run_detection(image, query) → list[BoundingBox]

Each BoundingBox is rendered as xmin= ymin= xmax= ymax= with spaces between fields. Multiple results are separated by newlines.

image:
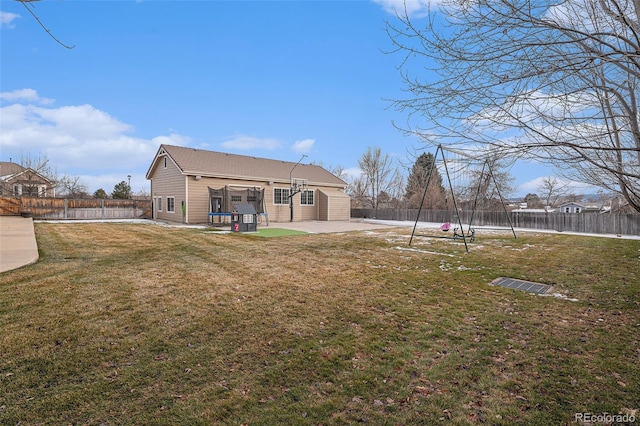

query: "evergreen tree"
xmin=111 ymin=181 xmax=132 ymax=199
xmin=405 ymin=152 xmax=446 ymax=209
xmin=93 ymin=188 xmax=108 ymax=199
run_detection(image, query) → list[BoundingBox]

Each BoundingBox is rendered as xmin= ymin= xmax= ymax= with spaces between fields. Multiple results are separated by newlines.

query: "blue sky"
xmin=1 ymin=0 xmax=557 ymax=197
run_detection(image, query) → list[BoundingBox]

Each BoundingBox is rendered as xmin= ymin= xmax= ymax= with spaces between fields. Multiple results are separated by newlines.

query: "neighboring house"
xmin=557 ymin=202 xmax=603 ymax=213
xmin=0 ymin=162 xmax=55 ymax=197
xmin=146 ymin=144 xmax=350 ymax=224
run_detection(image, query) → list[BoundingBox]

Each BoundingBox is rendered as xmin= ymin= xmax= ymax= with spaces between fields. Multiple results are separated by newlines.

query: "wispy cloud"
xmin=0 ymin=11 xmax=20 ymax=28
xmin=291 ymin=138 xmax=315 ymax=154
xmin=0 ymin=88 xmax=54 ymax=105
xmin=220 ymin=135 xmax=281 ymax=151
xmin=372 ymin=0 xmax=431 ymax=18
xmin=342 ymin=167 xmax=363 ymax=182
xmin=518 ymin=175 xmax=597 ymax=196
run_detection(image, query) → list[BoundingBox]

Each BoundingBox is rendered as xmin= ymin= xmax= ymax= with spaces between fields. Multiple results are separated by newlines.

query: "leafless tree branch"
xmin=386 ymin=0 xmax=640 ymax=211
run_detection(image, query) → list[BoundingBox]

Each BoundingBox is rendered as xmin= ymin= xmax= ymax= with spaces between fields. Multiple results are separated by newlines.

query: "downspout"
xmin=150 ymin=179 xmax=155 ymax=220
xmin=185 ymin=175 xmax=189 ymax=224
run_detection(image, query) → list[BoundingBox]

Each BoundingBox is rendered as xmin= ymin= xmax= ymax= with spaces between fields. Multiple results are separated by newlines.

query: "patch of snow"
xmin=456 ymin=265 xmax=476 ymax=271
xmin=439 ymin=260 xmax=452 ymax=271
xmin=539 ymin=292 xmax=579 ymax=302
xmin=361 ymin=219 xmax=640 ymax=240
xmin=394 ymin=246 xmax=457 ymax=257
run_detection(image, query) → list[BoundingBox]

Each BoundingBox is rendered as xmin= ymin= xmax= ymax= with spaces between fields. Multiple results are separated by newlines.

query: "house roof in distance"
xmin=147 ymin=144 xmax=347 ymax=188
xmin=0 ymin=162 xmax=26 ymax=179
xmin=0 ymin=162 xmax=53 ymax=183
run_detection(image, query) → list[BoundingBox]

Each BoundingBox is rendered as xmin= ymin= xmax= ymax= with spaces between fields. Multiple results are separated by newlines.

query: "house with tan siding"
xmin=146 ymin=144 xmax=350 ymax=224
xmin=0 ymin=162 xmax=56 ymax=197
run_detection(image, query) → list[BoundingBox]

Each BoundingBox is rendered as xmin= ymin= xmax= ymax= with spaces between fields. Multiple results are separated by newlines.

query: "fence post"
xmin=64 ymin=198 xmax=68 ymax=219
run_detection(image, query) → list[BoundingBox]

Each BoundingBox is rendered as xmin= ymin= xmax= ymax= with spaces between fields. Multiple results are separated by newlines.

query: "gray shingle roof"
xmin=148 ymin=144 xmax=346 ymax=187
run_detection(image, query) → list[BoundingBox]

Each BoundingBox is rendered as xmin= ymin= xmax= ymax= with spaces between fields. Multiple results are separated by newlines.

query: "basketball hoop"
xmin=290 ymin=178 xmax=308 ymax=195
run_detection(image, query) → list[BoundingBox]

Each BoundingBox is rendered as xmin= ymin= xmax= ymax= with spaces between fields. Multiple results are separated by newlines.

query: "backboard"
xmin=291 ymin=178 xmax=308 ymax=194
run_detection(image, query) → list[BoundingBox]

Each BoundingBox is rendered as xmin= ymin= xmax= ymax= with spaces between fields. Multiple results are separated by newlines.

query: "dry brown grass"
xmin=0 ymin=222 xmax=638 ymax=425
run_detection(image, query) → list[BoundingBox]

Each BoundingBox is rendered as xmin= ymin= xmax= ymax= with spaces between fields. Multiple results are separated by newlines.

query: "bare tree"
xmin=20 ymin=153 xmax=57 ymax=180
xmin=386 ymin=167 xmax=407 ymax=207
xmin=357 ymin=146 xmax=398 ymax=210
xmin=326 ymin=164 xmax=351 ymax=184
xmin=135 ymin=188 xmax=151 ymax=199
xmin=537 ymin=176 xmax=570 ymax=207
xmin=386 ymin=0 xmax=640 ymax=212
xmin=58 ymin=175 xmax=89 ymax=198
xmin=19 ymin=153 xmax=58 ymax=196
xmin=316 ymin=162 xmax=364 ymax=204
xmin=463 ymin=157 xmax=515 ymax=210
xmin=348 ymin=175 xmax=369 ymax=208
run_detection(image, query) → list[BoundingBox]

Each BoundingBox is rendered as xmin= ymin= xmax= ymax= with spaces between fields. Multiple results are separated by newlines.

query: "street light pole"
xmin=289 ymin=154 xmax=307 ymax=222
xmin=127 ymin=175 xmax=131 ymax=199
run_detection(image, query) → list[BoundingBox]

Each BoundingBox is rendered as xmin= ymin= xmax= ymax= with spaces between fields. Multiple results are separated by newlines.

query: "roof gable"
xmin=147 ymin=144 xmax=347 ymax=187
xmin=0 ymin=162 xmax=26 ymax=180
xmin=0 ymin=163 xmax=53 ymax=184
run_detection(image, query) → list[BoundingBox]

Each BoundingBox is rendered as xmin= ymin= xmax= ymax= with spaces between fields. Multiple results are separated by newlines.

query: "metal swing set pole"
xmin=410 ymin=145 xmax=469 ymax=252
xmin=486 ymin=162 xmax=517 ymax=239
xmin=466 ymin=160 xmax=487 ymax=235
xmin=409 ymin=145 xmax=440 ymax=246
xmin=466 ymin=158 xmax=517 ymax=240
xmin=440 ymin=147 xmax=470 ymax=252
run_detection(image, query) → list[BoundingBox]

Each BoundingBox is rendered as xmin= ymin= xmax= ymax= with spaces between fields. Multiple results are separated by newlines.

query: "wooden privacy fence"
xmin=352 ymin=208 xmax=640 ymax=236
xmin=0 ymin=196 xmax=151 ymax=220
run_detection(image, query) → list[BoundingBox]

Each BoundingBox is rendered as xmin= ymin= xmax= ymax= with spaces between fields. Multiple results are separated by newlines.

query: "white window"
xmin=300 ymin=189 xmax=314 ymax=205
xmin=156 ymin=196 xmax=163 ymax=212
xmin=167 ymin=197 xmax=175 ymax=213
xmin=274 ymin=188 xmax=290 ymax=205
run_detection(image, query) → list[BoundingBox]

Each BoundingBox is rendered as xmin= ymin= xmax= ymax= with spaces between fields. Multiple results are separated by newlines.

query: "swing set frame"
xmin=409 ymin=145 xmax=517 ymax=252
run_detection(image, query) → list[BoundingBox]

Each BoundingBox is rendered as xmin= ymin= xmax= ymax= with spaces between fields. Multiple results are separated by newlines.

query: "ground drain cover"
xmin=490 ymin=277 xmax=552 ymax=294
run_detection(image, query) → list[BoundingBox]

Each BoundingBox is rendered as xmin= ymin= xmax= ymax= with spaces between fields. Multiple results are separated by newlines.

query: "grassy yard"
xmin=0 ymin=222 xmax=638 ymax=425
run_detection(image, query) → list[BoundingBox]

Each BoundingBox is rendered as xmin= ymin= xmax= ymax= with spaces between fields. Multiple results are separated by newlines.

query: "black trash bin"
xmin=231 ymin=203 xmax=258 ymax=232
